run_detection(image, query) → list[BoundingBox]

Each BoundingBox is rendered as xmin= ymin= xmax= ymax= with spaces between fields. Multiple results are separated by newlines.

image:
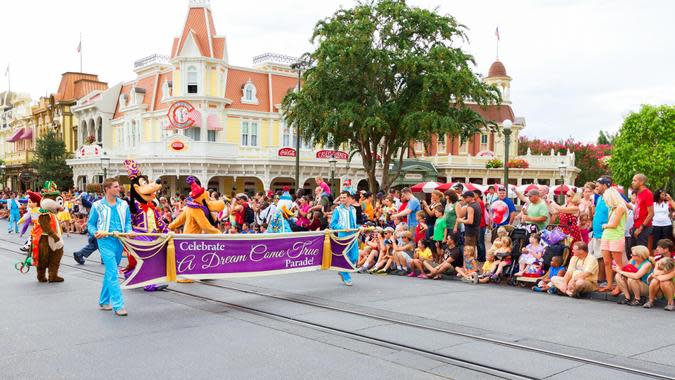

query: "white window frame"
xmin=241 ymin=120 xmax=259 ymax=147
xmin=437 ymin=136 xmax=446 ymax=154
xmin=459 ymin=140 xmax=468 ymax=155
xmin=241 ymin=79 xmax=259 ymax=105
xmin=281 ymin=119 xmax=294 ymax=147
xmin=187 ymin=66 xmax=199 ymax=94
xmin=480 ymin=133 xmax=489 ymax=151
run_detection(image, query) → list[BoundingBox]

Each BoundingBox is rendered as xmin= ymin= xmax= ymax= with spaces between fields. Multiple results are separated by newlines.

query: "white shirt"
xmin=653 ymin=202 xmax=672 ymax=226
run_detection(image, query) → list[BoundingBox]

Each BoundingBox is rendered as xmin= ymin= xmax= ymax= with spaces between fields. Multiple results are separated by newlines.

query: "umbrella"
xmin=411 ymin=181 xmax=440 ymax=193
xmin=518 ymin=184 xmax=539 ymax=194
xmin=436 ymin=182 xmax=478 ymax=192
xmin=551 ymin=184 xmax=576 ymax=195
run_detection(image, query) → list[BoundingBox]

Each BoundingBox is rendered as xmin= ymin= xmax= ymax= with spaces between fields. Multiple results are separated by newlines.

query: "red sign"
xmin=278 ymin=148 xmax=296 ymax=157
xmin=316 ymin=150 xmax=348 ymax=160
xmin=170 ymin=140 xmax=185 ymax=151
xmin=167 ymin=100 xmax=197 ymax=129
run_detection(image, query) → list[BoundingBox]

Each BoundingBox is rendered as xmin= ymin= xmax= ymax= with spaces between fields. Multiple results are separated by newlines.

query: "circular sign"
xmin=167 ymin=100 xmax=196 ymax=129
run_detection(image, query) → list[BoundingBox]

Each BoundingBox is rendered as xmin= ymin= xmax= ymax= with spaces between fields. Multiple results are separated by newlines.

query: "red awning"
xmin=206 ymin=114 xmax=223 ymax=131
xmin=6 ymin=128 xmax=24 ymax=142
xmin=20 ymin=128 xmax=33 ymax=140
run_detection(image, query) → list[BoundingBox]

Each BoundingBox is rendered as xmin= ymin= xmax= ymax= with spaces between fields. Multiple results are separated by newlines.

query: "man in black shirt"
xmin=457 ymin=191 xmax=482 ymax=253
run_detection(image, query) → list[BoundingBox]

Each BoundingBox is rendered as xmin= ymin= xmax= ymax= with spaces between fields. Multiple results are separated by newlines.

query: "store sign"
xmin=168 ymin=139 xmax=187 ymax=152
xmin=278 ymin=147 xmax=296 ymax=157
xmin=404 ymin=173 xmax=423 ymax=180
xmin=167 ymin=100 xmax=197 ymax=129
xmin=316 ymin=150 xmax=348 ymax=160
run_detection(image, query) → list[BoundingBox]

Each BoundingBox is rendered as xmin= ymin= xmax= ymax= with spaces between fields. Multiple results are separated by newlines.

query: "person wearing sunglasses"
xmin=549 ymin=190 xmax=582 ymax=245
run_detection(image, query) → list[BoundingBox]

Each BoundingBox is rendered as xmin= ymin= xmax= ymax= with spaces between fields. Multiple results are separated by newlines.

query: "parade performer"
xmin=88 ymin=178 xmax=132 ymax=316
xmin=19 ymin=191 xmax=42 ymax=253
xmin=7 ymin=192 xmax=20 ymax=233
xmin=330 ymin=191 xmax=359 ymax=286
xmin=168 ymin=176 xmax=224 ymax=234
xmin=35 ymin=182 xmax=65 ymax=283
xmin=168 ymin=176 xmax=224 ymax=283
xmin=268 ymin=194 xmax=293 ymax=233
xmin=122 ymin=159 xmax=168 ymax=291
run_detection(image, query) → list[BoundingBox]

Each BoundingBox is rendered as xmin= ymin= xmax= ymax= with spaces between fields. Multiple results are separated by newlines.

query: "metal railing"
xmin=134 ymin=54 xmax=170 ymax=69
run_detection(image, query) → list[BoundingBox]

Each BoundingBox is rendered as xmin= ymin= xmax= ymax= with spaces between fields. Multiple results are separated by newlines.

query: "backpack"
xmin=244 ymin=204 xmax=255 ymax=225
xmin=543 ymin=242 xmax=566 ymax=270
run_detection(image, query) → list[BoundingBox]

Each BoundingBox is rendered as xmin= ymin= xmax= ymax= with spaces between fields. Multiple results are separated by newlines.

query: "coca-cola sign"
xmin=278 ymin=147 xmax=296 ymax=157
xmin=316 ymin=150 xmax=348 ymax=160
xmin=168 ymin=139 xmax=186 ymax=152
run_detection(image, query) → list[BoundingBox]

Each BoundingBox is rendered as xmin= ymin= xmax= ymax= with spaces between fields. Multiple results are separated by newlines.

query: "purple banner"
xmin=120 ymin=231 xmax=357 ymax=289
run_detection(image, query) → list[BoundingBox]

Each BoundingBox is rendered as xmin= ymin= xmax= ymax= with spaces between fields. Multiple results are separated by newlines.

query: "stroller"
xmin=514 ymin=225 xmax=571 ymax=288
xmin=501 ymin=224 xmax=532 ymax=284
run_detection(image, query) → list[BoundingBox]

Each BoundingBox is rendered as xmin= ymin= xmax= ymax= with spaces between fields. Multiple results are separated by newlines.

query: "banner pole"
xmin=321 ymin=230 xmax=332 ymax=270
xmin=166 ymin=234 xmax=177 ymax=282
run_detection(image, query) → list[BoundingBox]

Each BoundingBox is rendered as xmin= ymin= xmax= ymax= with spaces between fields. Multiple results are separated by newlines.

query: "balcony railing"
xmin=134 ymin=54 xmax=170 ymax=69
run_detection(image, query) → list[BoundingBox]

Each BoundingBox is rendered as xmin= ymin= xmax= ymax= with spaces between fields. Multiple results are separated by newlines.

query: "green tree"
xmin=282 ymin=0 xmax=500 ymax=192
xmin=609 ymin=104 xmax=675 ymax=190
xmin=596 ymin=130 xmax=616 ymax=145
xmin=31 ymin=131 xmax=74 ymax=191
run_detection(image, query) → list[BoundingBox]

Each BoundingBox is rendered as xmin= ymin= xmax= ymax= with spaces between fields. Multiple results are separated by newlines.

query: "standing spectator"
xmin=389 ymin=188 xmax=402 ymax=210
xmin=443 ymin=190 xmax=459 ymax=239
xmin=493 ymin=187 xmax=517 ymax=230
xmin=521 ymin=190 xmax=549 ymax=232
xmin=631 ymin=173 xmax=654 ymax=249
xmin=457 ymin=191 xmax=481 ymax=252
xmin=473 ymin=189 xmax=488 ymax=262
xmin=549 ymin=190 xmax=582 ymax=244
xmin=421 ymin=190 xmax=443 ymax=240
xmin=485 ymin=186 xmax=498 ymax=206
xmin=392 ymin=187 xmax=420 ymax=233
xmin=551 ymin=241 xmax=599 ymax=297
xmin=590 ymin=176 xmax=611 ymax=282
xmin=578 ymin=183 xmax=596 ymax=244
xmin=652 ymin=190 xmax=674 ymax=244
xmin=598 ymin=187 xmax=628 ymax=294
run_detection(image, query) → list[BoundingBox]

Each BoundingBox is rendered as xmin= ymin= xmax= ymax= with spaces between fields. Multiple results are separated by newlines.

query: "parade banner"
xmin=116 ymin=230 xmax=359 ymax=289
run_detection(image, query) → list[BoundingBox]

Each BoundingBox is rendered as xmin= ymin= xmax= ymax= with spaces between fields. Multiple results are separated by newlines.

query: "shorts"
xmin=589 ymin=238 xmax=603 ymax=259
xmin=600 ymin=238 xmax=625 ymax=253
xmin=399 ymin=251 xmax=412 ymax=266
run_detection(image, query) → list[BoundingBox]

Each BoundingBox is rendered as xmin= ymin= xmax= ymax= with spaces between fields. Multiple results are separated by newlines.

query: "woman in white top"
xmin=652 ymin=190 xmax=674 ymax=243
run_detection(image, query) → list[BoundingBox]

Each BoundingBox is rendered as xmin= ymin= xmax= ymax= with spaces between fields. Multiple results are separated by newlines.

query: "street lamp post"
xmin=328 ymin=154 xmax=337 ymax=195
xmin=289 ymin=60 xmax=306 ymax=192
xmin=101 ymin=155 xmax=110 ymax=183
xmin=558 ymin=161 xmax=567 ymax=205
xmin=502 ymin=119 xmax=513 ymax=196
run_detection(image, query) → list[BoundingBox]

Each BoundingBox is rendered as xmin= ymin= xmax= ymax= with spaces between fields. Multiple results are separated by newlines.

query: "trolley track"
xmin=1 ymin=235 xmax=673 ymax=380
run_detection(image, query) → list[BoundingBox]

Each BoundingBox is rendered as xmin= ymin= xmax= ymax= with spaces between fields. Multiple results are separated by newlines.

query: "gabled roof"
xmin=55 ymin=72 xmax=108 ymax=102
xmin=171 ymin=4 xmax=225 ymax=59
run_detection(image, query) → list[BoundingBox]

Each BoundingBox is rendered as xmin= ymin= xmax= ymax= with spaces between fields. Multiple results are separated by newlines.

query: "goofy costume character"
xmin=122 ymin=159 xmax=168 ymax=291
xmin=330 ymin=192 xmax=359 ymax=286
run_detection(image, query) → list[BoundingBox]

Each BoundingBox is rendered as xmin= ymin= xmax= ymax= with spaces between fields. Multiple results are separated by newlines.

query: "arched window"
xmin=80 ymin=121 xmax=87 ymax=146
xmin=241 ymin=79 xmax=258 ymax=104
xmin=187 ymin=66 xmax=198 ymax=94
xmin=131 ymin=120 xmax=139 ymax=147
xmin=88 ymin=119 xmax=95 ymax=143
xmin=96 ymin=117 xmax=103 ymax=143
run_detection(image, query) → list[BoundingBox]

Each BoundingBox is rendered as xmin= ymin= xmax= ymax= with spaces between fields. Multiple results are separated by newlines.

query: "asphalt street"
xmin=1 ymin=220 xmax=673 ymax=380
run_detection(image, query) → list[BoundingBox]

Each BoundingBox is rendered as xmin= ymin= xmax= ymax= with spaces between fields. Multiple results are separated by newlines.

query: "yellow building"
xmin=1 ymin=91 xmax=36 ymax=191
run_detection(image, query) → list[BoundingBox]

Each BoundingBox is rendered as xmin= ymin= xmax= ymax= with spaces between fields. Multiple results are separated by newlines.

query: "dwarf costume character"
xmin=34 ymin=181 xmax=65 ymax=283
xmin=122 ymin=159 xmax=168 ymax=292
xmin=168 ymin=176 xmax=224 ymax=234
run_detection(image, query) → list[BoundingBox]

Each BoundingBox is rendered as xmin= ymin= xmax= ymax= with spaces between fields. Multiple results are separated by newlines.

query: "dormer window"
xmin=187 ymin=66 xmax=198 ymax=94
xmin=241 ymin=79 xmax=258 ymax=105
xmin=161 ymin=80 xmax=172 ymax=101
xmin=119 ymin=94 xmax=128 ymax=108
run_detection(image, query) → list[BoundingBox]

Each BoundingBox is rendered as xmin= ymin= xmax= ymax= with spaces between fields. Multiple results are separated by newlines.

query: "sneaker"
xmin=357 ymin=267 xmax=368 ymax=274
xmin=368 ymin=267 xmax=379 ymax=274
xmin=665 ymin=304 xmax=675 ymax=312
xmin=471 ymin=273 xmax=479 ymax=284
xmin=617 ymin=297 xmax=630 ymax=305
xmin=73 ymin=252 xmax=85 ymax=265
xmin=533 ymin=286 xmax=544 ymax=292
xmin=547 ymin=287 xmax=558 ymax=295
xmin=642 ymin=302 xmax=653 ymax=309
xmin=407 ymin=271 xmax=416 ymax=277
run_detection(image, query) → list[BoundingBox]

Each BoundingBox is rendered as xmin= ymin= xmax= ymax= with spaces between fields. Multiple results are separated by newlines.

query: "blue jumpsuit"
xmin=330 ymin=204 xmax=359 ymax=283
xmin=87 ymin=198 xmax=132 ymax=311
xmin=8 ymin=198 xmax=20 ymax=233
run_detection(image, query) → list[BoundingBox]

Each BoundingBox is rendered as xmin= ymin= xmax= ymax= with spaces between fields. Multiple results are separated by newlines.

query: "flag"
xmin=495 ymin=26 xmax=500 ymax=41
xmin=77 ymin=41 xmax=81 ymax=53
xmin=4 ymin=65 xmax=8 ymax=77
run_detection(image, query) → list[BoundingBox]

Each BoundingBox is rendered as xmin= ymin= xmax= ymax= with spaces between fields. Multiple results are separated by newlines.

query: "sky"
xmin=1 ymin=0 xmax=674 ymax=142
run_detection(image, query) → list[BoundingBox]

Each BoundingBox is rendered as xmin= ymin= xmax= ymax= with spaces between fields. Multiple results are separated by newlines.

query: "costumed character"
xmin=122 ymin=159 xmax=168 ymax=292
xmin=330 ymin=191 xmax=359 ymax=286
xmin=267 ymin=195 xmax=293 ymax=233
xmin=342 ymin=179 xmax=355 ymax=196
xmin=19 ymin=191 xmax=42 ymax=253
xmin=7 ymin=194 xmax=21 ymax=233
xmin=168 ymin=176 xmax=224 ymax=283
xmin=35 ymin=181 xmax=65 ymax=283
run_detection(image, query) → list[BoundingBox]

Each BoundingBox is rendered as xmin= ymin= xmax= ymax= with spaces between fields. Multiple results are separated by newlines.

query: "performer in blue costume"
xmin=87 ymin=178 xmax=133 ymax=316
xmin=7 ymin=192 xmax=21 ymax=233
xmin=267 ymin=193 xmax=293 ymax=233
xmin=330 ymin=191 xmax=359 ymax=286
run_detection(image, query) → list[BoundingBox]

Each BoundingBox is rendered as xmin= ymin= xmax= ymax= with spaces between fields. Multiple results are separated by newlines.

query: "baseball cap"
xmin=384 ymin=227 xmax=395 ymax=233
xmin=462 ymin=191 xmax=475 ymax=198
xmin=596 ymin=177 xmax=612 ymax=186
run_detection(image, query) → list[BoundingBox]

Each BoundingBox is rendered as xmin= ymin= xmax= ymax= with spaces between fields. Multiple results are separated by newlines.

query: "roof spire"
xmin=189 ymin=0 xmax=210 ymax=9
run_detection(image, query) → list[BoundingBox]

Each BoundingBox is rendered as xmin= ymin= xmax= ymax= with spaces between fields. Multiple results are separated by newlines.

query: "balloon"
xmin=490 ymin=200 xmax=509 ymax=225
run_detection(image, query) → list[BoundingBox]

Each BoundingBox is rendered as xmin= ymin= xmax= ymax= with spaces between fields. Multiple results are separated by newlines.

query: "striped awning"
xmin=20 ymin=127 xmax=32 ymax=140
xmin=207 ymin=114 xmax=223 ymax=131
xmin=6 ymin=128 xmax=24 ymax=142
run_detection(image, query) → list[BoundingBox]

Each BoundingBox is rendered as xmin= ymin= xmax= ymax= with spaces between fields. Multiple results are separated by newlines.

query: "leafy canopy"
xmin=31 ymin=131 xmax=73 ymax=191
xmin=282 ymin=0 xmax=500 ymax=191
xmin=609 ymin=104 xmax=675 ymax=190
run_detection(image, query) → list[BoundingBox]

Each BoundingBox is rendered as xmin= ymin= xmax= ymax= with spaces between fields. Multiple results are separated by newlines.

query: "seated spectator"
xmin=358 ymin=230 xmax=381 ymax=269
xmin=359 ymin=227 xmax=393 ymax=273
xmin=643 ymin=257 xmax=675 ymax=311
xmin=654 ymin=239 xmax=673 ymax=262
xmin=533 ymin=256 xmax=566 ymax=293
xmin=551 ymin=241 xmax=599 ymax=297
xmin=456 ymin=245 xmax=479 ymax=284
xmin=409 ymin=239 xmax=432 ymax=279
xmin=478 ymin=252 xmax=499 ymax=283
xmin=613 ymin=245 xmax=654 ymax=306
xmin=515 ymin=233 xmax=544 ymax=276
xmin=490 ymin=236 xmax=513 ymax=280
xmin=427 ymin=234 xmax=462 ymax=280
xmin=390 ymin=231 xmax=414 ymax=275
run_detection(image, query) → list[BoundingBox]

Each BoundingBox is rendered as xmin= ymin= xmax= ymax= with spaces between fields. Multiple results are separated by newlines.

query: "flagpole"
xmin=79 ymin=33 xmax=83 ymax=72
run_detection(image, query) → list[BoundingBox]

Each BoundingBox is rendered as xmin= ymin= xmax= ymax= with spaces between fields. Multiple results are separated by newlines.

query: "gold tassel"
xmin=321 ymin=230 xmax=332 ymax=270
xmin=166 ymin=235 xmax=177 ymax=282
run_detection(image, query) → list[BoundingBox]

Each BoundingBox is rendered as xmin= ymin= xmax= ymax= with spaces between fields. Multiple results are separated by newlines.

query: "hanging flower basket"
xmin=485 ymin=158 xmax=503 ymax=169
xmin=85 ymin=135 xmax=96 ymax=145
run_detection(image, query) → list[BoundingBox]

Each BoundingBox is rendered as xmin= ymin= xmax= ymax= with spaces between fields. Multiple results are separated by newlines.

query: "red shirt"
xmin=634 ymin=188 xmax=654 ymax=228
xmin=478 ymin=200 xmax=487 ymax=228
xmin=414 ymin=224 xmax=425 ymax=244
xmin=398 ymin=201 xmax=408 ymax=223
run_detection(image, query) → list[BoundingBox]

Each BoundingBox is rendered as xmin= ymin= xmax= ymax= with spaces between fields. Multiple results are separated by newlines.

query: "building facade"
xmin=67 ymin=0 xmax=577 ymax=196
xmin=1 ymin=91 xmax=37 ymax=191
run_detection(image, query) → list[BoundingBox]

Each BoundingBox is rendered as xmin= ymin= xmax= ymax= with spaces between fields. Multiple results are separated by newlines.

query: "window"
xmin=241 ymin=79 xmax=259 ymax=104
xmin=459 ymin=140 xmax=468 ymax=154
xmin=96 ymin=117 xmax=103 ymax=143
xmin=241 ymin=120 xmax=259 ymax=146
xmin=207 ymin=130 xmax=216 ymax=142
xmin=437 ymin=136 xmax=446 ymax=154
xmin=414 ymin=141 xmax=424 ymax=153
xmin=302 ymin=137 xmax=313 ymax=150
xmin=282 ymin=122 xmax=292 ymax=147
xmin=187 ymin=66 xmax=198 ymax=94
xmin=481 ymin=133 xmax=488 ymax=145
xmin=185 ymin=127 xmax=201 ymax=141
